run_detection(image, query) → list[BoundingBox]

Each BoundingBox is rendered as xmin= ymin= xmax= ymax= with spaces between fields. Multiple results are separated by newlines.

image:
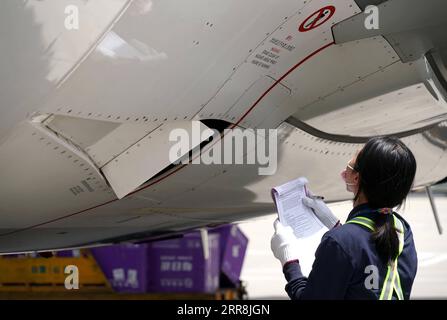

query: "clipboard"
xmin=271 ymin=177 xmax=324 ymax=238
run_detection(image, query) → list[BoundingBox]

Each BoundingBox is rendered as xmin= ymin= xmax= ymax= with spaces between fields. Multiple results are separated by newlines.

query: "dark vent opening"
xmin=145 ymin=119 xmax=232 ymax=183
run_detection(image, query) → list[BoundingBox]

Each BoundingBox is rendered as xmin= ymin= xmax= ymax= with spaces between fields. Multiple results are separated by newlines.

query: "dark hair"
xmin=353 ymin=136 xmax=416 ymax=263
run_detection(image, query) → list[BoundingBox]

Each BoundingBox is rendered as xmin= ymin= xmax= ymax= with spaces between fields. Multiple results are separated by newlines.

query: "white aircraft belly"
xmin=0 ymin=0 xmax=129 ymax=140
xmin=1 ymin=120 xmax=447 ymax=253
xmin=2 ymin=0 xmax=447 ymax=253
xmin=0 ymin=121 xmax=115 ymax=228
xmin=39 ymin=0 xmax=360 ymax=126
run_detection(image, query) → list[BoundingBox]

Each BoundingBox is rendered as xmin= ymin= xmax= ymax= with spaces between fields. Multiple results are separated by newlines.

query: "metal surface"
xmin=333 ymin=0 xmax=447 ymax=63
xmin=1 ymin=1 xmax=447 ymax=253
xmin=101 ymin=121 xmax=213 ymax=198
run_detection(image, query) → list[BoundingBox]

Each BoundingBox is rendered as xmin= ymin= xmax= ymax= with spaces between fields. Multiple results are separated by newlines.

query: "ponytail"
xmin=371 ymin=213 xmax=400 ymax=263
xmin=352 ymin=136 xmax=416 ymax=264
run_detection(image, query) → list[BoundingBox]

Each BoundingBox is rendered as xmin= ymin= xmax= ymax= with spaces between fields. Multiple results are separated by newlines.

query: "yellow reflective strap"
xmin=346 ymin=219 xmax=375 ymax=232
xmin=392 ymin=216 xmax=405 ymax=299
xmin=354 ymin=216 xmax=375 ymax=223
xmin=379 ymin=265 xmax=392 ymax=300
xmin=379 ymin=216 xmax=405 ymax=300
xmin=394 ymin=272 xmax=404 ymax=300
xmin=388 ymin=262 xmax=399 ymax=300
xmin=393 ymin=215 xmax=405 ymax=254
xmin=348 ymin=214 xmax=406 ymax=300
xmin=380 ymin=261 xmax=399 ymax=300
xmin=347 ymin=217 xmax=375 ymax=231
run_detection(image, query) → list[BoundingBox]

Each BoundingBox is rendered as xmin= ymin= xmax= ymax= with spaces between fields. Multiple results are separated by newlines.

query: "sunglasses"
xmin=346 ymin=161 xmax=356 ymax=171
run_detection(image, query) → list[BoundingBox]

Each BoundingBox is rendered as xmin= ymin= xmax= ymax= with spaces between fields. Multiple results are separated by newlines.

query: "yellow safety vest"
xmin=346 ymin=214 xmax=405 ymax=300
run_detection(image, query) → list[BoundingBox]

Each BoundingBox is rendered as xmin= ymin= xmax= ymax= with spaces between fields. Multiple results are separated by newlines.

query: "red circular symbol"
xmin=298 ymin=5 xmax=336 ymax=32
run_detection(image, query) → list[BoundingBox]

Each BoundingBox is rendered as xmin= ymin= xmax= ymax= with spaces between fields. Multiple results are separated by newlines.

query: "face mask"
xmin=340 ymin=170 xmax=357 ymax=192
xmin=340 ymin=169 xmax=357 ymax=186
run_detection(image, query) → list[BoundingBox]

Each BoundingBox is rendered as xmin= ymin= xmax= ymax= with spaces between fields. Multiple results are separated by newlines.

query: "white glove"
xmin=271 ymin=219 xmax=301 ymax=266
xmin=302 ymin=193 xmax=339 ymax=229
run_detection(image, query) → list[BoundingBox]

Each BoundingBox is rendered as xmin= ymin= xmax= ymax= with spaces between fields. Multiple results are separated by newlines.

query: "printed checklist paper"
xmin=271 ymin=178 xmax=324 ymax=238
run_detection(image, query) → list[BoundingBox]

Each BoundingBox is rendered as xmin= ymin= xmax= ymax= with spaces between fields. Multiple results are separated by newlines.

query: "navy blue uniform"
xmin=283 ymin=203 xmax=418 ymax=300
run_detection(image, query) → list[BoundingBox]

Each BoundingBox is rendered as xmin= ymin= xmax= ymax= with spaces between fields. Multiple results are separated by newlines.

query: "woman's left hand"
xmin=271 ymin=219 xmax=301 ymax=266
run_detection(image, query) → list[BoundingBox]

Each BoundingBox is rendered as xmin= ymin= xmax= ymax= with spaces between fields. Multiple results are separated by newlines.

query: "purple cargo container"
xmin=210 ymin=225 xmax=248 ymax=286
xmin=91 ymin=244 xmax=150 ymax=293
xmin=91 ymin=232 xmax=220 ymax=293
xmin=146 ymin=232 xmax=220 ymax=293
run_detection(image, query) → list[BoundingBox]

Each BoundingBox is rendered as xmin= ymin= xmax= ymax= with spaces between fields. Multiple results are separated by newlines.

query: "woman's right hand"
xmin=302 ymin=194 xmax=340 ymax=230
